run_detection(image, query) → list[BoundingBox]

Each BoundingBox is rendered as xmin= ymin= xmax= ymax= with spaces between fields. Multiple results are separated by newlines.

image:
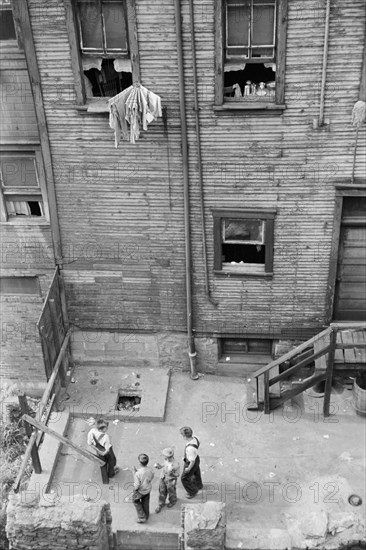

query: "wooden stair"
xmin=252 ymin=322 xmax=366 ymax=416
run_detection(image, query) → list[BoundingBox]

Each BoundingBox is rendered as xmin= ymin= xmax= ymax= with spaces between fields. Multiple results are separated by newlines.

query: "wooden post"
xmin=264 ymin=371 xmax=270 ymax=414
xmin=323 ymin=327 xmax=337 ymax=417
xmin=48 ymin=298 xmax=66 ymax=388
xmin=18 ymin=393 xmax=42 ymax=474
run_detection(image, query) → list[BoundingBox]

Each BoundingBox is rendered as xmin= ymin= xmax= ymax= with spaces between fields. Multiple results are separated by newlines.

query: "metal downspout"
xmin=174 ymin=0 xmax=198 ymax=379
xmin=188 ymin=0 xmax=218 ymax=307
xmin=318 ymin=0 xmax=331 ymax=126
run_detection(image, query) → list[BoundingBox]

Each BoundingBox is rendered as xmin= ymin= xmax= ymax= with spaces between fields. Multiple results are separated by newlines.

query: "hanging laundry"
xmin=108 ymin=83 xmax=162 ymax=147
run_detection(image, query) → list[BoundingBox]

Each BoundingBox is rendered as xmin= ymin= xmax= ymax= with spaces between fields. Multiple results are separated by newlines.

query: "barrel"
xmin=353 ymin=376 xmax=366 ymax=417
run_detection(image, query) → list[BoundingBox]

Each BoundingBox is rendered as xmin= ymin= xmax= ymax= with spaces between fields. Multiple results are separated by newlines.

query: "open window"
xmin=215 ymin=0 xmax=287 ymax=109
xmin=213 ymin=209 xmax=275 ymax=275
xmin=0 ymin=150 xmax=49 ymax=222
xmin=64 ymin=0 xmax=139 ymax=105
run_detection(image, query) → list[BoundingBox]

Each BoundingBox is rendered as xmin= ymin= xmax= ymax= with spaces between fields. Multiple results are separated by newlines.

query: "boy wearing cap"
xmin=132 ymin=453 xmax=155 ymax=523
xmin=87 ymin=418 xmax=119 ymax=479
xmin=154 ymin=447 xmax=180 ymax=513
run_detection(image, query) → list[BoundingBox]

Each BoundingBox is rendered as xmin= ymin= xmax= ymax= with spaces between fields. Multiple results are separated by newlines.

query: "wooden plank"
xmin=275 ymin=0 xmax=288 ymax=105
xmin=126 ymin=0 xmax=141 ymax=83
xmin=270 ymin=373 xmax=326 ymax=410
xmin=253 ymin=327 xmax=332 ymax=378
xmin=36 ymin=330 xmax=71 ymax=420
xmin=314 ymin=333 xmax=329 ymax=370
xmin=264 ymin=371 xmax=270 ymax=414
xmin=62 ymin=0 xmax=86 ymax=105
xmin=334 ymin=331 xmax=344 ymax=363
xmin=22 ymin=415 xmax=105 ymax=467
xmin=323 ymin=328 xmax=337 ymax=417
xmin=341 ymin=331 xmax=357 ymax=363
xmin=353 ymin=331 xmax=366 ymax=363
xmin=11 ymin=0 xmax=62 ymax=265
xmin=18 ymin=393 xmax=42 ymax=474
xmin=270 ymin=345 xmax=330 ymax=386
xmin=214 ymin=0 xmax=223 ymax=105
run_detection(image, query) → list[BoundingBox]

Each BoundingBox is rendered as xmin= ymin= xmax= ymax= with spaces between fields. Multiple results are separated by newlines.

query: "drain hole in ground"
xmin=116 ymin=395 xmax=141 ymax=411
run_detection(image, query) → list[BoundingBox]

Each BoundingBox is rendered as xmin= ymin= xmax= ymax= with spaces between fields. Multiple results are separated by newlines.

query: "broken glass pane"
xmin=223 ymin=219 xmax=264 ymax=243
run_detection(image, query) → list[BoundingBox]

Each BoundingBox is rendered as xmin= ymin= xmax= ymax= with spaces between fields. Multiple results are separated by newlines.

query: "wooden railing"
xmin=253 ymin=322 xmax=366 ymax=416
xmin=13 ymin=329 xmax=71 ymax=492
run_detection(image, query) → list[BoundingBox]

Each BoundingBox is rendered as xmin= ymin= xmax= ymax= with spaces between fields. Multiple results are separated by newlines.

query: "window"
xmin=0 ymin=0 xmax=16 ymax=41
xmin=215 ymin=0 xmax=287 ymax=109
xmin=213 ymin=209 xmax=275 ymax=275
xmin=0 ymin=277 xmax=40 ymax=295
xmin=0 ymin=151 xmax=49 ymax=222
xmin=220 ymin=338 xmax=273 ymax=359
xmin=64 ymin=0 xmax=139 ymax=104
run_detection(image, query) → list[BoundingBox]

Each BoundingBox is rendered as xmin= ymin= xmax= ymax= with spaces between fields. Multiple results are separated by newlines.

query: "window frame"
xmin=63 ymin=0 xmax=140 ymax=106
xmin=0 ymin=147 xmax=49 ymax=223
xmin=214 ymin=0 xmax=288 ymax=111
xmin=213 ymin=208 xmax=275 ymax=276
xmin=219 ymin=337 xmax=274 ymax=361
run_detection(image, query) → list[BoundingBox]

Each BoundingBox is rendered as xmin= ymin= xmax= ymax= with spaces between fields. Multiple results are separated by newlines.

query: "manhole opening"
xmin=116 ymin=393 xmax=141 ymax=411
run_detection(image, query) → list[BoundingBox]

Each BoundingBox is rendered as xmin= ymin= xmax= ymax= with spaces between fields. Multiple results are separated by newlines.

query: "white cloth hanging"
xmin=108 ymin=84 xmax=162 ymax=147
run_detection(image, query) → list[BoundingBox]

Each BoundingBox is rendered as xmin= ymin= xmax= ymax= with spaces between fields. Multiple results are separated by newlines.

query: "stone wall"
xmin=6 ymin=493 xmax=113 ymax=550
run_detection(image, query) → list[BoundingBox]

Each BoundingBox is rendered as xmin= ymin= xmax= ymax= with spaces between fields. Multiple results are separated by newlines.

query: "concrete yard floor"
xmin=51 ymin=371 xmax=366 ymax=548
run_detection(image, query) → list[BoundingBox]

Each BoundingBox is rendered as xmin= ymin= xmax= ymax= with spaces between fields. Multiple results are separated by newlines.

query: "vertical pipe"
xmin=188 ymin=0 xmax=217 ymax=307
xmin=318 ymin=0 xmax=331 ymax=126
xmin=174 ymin=0 xmax=198 ymax=379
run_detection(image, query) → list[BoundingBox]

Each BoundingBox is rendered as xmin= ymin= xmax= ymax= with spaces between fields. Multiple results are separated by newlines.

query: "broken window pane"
xmin=0 ymin=157 xmax=38 ymax=187
xmin=222 ymin=243 xmax=265 ymax=264
xmin=104 ymin=1 xmax=128 ymax=51
xmin=6 ymin=199 xmax=43 ymax=217
xmin=223 ymin=219 xmax=264 ymax=243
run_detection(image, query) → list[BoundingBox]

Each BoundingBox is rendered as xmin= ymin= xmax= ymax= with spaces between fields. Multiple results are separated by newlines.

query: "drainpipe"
xmin=174 ymin=0 xmax=198 ymax=380
xmin=188 ymin=0 xmax=218 ymax=307
xmin=318 ymin=0 xmax=331 ymax=127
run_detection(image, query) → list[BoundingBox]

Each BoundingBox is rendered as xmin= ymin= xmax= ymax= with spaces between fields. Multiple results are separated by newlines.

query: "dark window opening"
xmin=224 ymin=64 xmax=275 ymax=99
xmin=0 ymin=276 xmax=39 ymax=295
xmin=28 ymin=201 xmax=42 ymax=216
xmin=0 ymin=9 xmax=16 ymax=41
xmin=222 ymin=243 xmax=265 ymax=264
xmin=84 ymin=59 xmax=132 ymax=97
xmin=221 ymin=338 xmax=273 ymax=356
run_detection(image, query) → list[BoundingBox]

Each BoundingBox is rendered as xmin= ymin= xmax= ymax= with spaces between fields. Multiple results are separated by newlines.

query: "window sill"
xmin=75 ymin=98 xmax=110 ymax=114
xmin=214 ymin=269 xmax=273 ymax=278
xmin=213 ymin=103 xmax=285 ymax=114
xmin=0 ymin=219 xmax=50 ymax=226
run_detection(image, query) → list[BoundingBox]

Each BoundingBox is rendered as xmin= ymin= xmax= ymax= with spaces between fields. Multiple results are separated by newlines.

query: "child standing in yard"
xmin=87 ymin=418 xmax=119 ymax=479
xmin=132 ymin=453 xmax=155 ymax=523
xmin=154 ymin=447 xmax=180 ymax=513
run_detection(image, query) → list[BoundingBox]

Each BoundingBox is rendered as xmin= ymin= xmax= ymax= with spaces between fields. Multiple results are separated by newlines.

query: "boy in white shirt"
xmin=87 ymin=419 xmax=119 ymax=479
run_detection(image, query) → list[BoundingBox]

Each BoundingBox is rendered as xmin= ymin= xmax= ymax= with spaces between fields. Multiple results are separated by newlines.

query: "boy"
xmin=154 ymin=447 xmax=180 ymax=513
xmin=87 ymin=418 xmax=119 ymax=479
xmin=132 ymin=453 xmax=155 ymax=523
xmin=180 ymin=426 xmax=203 ymax=498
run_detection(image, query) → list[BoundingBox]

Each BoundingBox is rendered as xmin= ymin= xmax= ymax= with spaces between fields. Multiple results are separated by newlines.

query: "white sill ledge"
xmin=213 ymin=103 xmax=285 ymax=113
xmin=214 ymin=270 xmax=273 ymax=278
